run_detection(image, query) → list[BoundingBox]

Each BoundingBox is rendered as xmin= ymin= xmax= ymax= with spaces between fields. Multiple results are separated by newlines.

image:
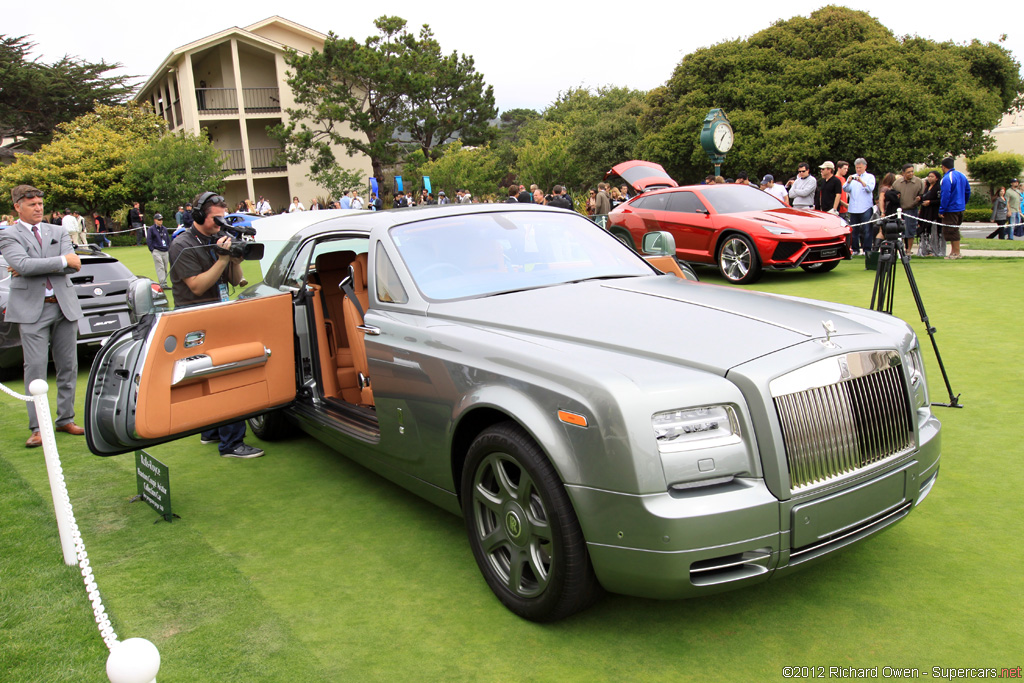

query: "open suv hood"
xmin=606 ymin=160 xmax=678 ymax=194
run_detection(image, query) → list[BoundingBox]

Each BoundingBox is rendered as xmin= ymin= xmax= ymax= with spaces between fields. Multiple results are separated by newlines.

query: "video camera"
xmin=879 ymin=208 xmax=905 ymax=242
xmin=211 ymin=215 xmax=264 ymax=261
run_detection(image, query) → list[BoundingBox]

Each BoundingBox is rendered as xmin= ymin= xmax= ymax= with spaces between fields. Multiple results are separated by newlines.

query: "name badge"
xmin=218 ymin=283 xmax=229 ymax=302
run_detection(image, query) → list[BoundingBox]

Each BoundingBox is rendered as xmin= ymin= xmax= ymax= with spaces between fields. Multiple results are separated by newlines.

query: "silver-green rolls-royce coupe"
xmin=85 ymin=204 xmax=940 ymax=621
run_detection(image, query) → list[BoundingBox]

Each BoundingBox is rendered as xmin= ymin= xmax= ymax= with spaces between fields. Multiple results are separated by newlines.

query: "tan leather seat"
xmin=314 ymin=251 xmax=356 ymax=367
xmin=342 ymin=253 xmax=373 ymax=406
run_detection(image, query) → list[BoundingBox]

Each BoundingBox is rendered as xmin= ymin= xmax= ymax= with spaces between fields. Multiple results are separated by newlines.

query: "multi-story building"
xmin=134 ymin=16 xmax=370 ymax=213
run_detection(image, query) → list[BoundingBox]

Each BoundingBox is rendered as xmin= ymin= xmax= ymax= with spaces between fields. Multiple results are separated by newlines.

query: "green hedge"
xmin=963 ymin=208 xmax=992 ymax=222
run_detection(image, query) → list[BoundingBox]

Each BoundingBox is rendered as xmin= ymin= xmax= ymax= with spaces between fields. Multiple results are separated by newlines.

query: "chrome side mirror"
xmin=641 ymin=231 xmax=676 ymax=256
xmin=127 ymin=278 xmax=157 ymax=324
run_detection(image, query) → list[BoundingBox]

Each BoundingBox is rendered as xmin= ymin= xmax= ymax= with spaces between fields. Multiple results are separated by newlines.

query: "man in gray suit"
xmin=0 ymin=185 xmax=86 ymax=447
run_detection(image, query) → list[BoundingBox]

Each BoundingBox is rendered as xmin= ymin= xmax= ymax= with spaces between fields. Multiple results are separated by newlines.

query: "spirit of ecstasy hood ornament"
xmin=821 ymin=320 xmax=838 ymax=348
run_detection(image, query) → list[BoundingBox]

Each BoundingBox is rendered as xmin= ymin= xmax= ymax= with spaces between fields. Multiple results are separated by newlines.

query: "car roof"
xmin=273 ymin=204 xmax=581 ymax=241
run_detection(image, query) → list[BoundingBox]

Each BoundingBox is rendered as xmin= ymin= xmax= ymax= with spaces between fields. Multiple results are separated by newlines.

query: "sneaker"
xmin=221 ymin=444 xmax=264 ymax=459
xmin=200 ymin=437 xmax=218 ymax=445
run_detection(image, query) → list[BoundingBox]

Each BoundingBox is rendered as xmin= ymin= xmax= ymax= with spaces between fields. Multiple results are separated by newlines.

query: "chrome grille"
xmin=772 ymin=351 xmax=914 ymax=492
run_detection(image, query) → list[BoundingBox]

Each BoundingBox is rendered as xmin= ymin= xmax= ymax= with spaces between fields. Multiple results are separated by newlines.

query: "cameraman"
xmin=168 ymin=191 xmax=264 ymax=459
xmin=169 ymin=193 xmax=244 ymax=307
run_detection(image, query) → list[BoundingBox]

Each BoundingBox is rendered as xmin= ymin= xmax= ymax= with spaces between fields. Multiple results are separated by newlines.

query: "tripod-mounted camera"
xmin=869 ymin=209 xmax=962 ymax=408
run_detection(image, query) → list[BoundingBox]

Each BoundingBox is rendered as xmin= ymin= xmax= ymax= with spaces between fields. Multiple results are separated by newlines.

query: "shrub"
xmin=967 ymin=192 xmax=990 ymax=209
xmin=963 ymin=208 xmax=992 ymax=222
xmin=967 ymin=151 xmax=1024 ymax=196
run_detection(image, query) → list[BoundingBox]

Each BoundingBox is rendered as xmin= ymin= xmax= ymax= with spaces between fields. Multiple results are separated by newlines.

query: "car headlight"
xmin=653 ymin=406 xmax=738 ymax=450
xmin=652 ymin=406 xmax=754 ymax=489
xmin=761 ymin=224 xmax=795 ymax=235
xmin=904 ymin=336 xmax=929 ymax=409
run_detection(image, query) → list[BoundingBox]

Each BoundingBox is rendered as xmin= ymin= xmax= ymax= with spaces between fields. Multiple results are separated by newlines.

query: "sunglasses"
xmin=16 ymin=190 xmax=44 ymax=201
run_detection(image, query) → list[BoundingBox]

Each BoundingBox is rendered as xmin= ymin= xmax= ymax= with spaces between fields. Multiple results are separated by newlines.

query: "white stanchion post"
xmin=1 ymin=379 xmax=161 ymax=681
xmin=30 ymin=379 xmax=76 ymax=566
xmin=106 ymin=638 xmax=161 ymax=683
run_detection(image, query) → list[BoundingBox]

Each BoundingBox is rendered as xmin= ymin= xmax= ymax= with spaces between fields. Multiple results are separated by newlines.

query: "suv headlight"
xmin=761 ymin=224 xmax=795 ymax=235
xmin=652 ymin=405 xmax=755 ymax=488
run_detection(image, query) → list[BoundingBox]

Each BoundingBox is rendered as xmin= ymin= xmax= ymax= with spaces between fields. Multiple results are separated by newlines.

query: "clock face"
xmin=713 ymin=123 xmax=734 ymax=153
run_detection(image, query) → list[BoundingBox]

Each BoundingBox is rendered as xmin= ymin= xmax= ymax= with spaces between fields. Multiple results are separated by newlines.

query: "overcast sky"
xmin=8 ymin=1 xmax=1022 ymax=114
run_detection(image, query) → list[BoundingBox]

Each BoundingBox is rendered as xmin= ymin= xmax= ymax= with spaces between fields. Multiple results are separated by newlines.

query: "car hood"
xmin=428 ymin=276 xmax=885 ymax=374
xmin=606 ymin=160 xmax=679 ymax=193
xmin=731 ymin=207 xmax=847 ymax=234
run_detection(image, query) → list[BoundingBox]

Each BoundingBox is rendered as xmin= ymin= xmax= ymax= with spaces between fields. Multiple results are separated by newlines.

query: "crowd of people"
xmin=6 ymin=159 xmax=1016 ymax=271
xmin=712 ymin=156 xmax=986 ymax=260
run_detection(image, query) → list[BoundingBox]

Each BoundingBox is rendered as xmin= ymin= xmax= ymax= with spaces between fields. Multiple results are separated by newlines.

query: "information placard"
xmin=135 ymin=450 xmax=173 ymax=522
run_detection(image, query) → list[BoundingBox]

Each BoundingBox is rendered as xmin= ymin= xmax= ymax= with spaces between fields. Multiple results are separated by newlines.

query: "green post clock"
xmin=699 ymin=108 xmax=733 ymax=177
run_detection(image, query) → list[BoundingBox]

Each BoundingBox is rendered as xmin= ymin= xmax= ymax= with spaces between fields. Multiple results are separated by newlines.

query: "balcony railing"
xmin=242 ymin=87 xmax=281 ymax=113
xmin=220 ymin=147 xmax=286 ymax=174
xmin=196 ymin=87 xmax=281 ymax=115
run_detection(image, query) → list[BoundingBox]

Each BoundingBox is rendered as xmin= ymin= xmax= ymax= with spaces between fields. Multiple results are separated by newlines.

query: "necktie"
xmin=31 ymin=225 xmax=54 ymax=291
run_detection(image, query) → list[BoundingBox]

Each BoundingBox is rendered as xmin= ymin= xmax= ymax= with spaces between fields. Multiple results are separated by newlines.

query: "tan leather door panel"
xmin=135 ymin=294 xmax=296 ymax=439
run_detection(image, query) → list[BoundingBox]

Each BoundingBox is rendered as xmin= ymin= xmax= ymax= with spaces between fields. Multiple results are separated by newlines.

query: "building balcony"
xmin=196 ymin=87 xmax=281 ymax=115
xmin=221 ymin=147 xmax=287 ymax=174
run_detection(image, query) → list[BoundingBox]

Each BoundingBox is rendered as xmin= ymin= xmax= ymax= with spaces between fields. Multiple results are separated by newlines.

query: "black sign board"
xmin=134 ymin=450 xmax=176 ymax=523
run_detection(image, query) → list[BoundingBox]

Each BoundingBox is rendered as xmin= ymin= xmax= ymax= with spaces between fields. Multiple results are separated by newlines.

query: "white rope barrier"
xmin=0 ymin=379 xmax=161 ymax=682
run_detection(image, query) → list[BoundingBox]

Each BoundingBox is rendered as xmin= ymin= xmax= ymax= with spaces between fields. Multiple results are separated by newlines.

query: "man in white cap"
xmin=761 ymin=174 xmax=789 ymax=206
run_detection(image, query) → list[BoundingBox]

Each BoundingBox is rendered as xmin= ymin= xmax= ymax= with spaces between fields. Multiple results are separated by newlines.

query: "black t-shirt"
xmin=548 ymin=195 xmax=574 ymax=211
xmin=168 ymin=226 xmax=227 ymax=308
xmin=817 ymin=176 xmax=843 ymax=212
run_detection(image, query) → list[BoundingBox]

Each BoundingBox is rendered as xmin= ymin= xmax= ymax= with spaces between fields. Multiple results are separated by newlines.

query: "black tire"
xmin=717 ymin=233 xmax=762 ymax=284
xmin=461 ymin=421 xmax=600 ymax=622
xmin=247 ymin=409 xmax=291 ymax=440
xmin=800 ymin=260 xmax=840 ymax=273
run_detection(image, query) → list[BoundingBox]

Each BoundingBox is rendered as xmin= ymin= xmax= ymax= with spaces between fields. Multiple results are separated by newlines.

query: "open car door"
xmin=85 ymin=293 xmax=296 ymax=455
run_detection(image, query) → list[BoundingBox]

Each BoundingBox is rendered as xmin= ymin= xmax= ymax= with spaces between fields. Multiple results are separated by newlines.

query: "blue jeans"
xmin=902 ymin=207 xmax=919 ymax=237
xmin=202 ymin=421 xmax=246 ymax=454
xmin=847 ymin=209 xmax=874 ymax=253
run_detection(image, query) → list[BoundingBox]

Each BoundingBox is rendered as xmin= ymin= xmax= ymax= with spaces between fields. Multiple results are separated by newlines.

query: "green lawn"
xmin=2 ymin=256 xmax=1022 ymax=681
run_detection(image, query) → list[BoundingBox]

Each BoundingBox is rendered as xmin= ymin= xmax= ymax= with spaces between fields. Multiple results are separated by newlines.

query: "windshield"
xmin=701 ymin=185 xmax=788 ymax=214
xmin=390 ymin=210 xmax=654 ymax=300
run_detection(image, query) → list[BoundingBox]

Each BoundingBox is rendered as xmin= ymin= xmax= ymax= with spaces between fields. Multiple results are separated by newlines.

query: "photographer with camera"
xmin=169 ymin=192 xmax=245 ymax=307
xmin=168 ymin=191 xmax=264 ymax=459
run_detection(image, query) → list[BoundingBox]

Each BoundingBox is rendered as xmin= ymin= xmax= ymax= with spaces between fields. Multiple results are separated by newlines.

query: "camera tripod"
xmin=869 ymin=219 xmax=962 ymax=408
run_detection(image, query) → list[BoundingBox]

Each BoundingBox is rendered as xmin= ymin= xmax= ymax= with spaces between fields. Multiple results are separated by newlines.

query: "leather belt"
xmin=43 ymin=296 xmax=58 ymax=304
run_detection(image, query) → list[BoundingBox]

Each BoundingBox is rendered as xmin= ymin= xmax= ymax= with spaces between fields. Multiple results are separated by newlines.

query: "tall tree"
xmin=414 ymin=142 xmax=504 ymax=200
xmin=637 ymin=6 xmax=1024 ymax=184
xmin=402 ymin=24 xmax=497 ymax=160
xmin=1 ymin=103 xmax=166 ymax=214
xmin=543 ymin=86 xmax=646 ymax=190
xmin=271 ymin=16 xmax=496 ymax=183
xmin=0 ymin=35 xmax=135 ymax=152
xmin=513 ymin=121 xmax=582 ymax=194
xmin=125 ymin=131 xmax=229 ymax=219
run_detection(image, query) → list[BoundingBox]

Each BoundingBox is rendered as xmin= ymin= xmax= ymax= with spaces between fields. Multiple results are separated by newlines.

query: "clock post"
xmin=699 ymin=109 xmax=733 ymax=177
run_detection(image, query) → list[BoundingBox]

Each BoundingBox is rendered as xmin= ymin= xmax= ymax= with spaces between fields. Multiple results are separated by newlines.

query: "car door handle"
xmin=357 ymin=324 xmax=380 ymax=336
xmin=171 ymin=343 xmax=271 ymax=386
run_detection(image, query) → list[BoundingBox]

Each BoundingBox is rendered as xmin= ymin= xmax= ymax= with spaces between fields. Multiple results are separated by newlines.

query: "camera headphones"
xmin=191 ymin=191 xmax=223 ymax=225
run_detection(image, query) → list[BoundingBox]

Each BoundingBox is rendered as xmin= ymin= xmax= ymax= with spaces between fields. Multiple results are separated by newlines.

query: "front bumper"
xmin=567 ymin=417 xmax=940 ymax=600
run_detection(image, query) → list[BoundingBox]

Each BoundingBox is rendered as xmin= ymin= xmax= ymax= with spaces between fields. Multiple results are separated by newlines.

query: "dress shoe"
xmin=55 ymin=422 xmax=86 ymax=435
xmin=26 ymin=431 xmax=42 ymax=448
